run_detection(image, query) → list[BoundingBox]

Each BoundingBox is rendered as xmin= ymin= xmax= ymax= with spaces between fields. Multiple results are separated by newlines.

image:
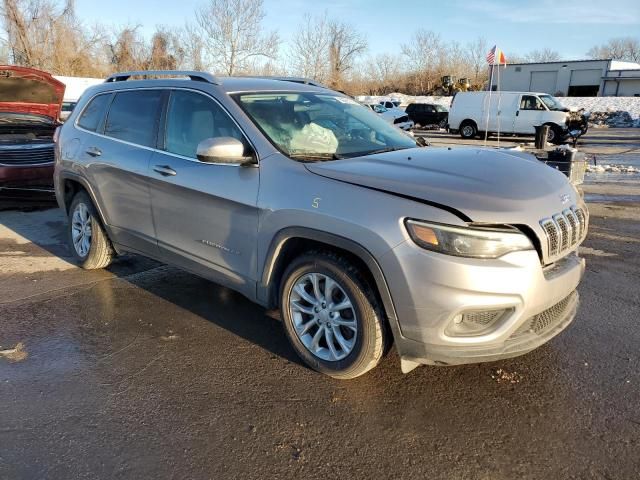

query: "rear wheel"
xmin=460 ymin=120 xmax=477 ymax=139
xmin=68 ymin=191 xmax=114 ymax=269
xmin=280 ymin=251 xmax=387 ymax=379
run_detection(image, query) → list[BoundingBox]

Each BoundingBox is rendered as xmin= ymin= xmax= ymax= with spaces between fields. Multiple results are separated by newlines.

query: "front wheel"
xmin=280 ymin=252 xmax=387 ymax=379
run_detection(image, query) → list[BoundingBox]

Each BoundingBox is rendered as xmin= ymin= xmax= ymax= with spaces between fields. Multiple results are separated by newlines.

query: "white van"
xmin=447 ymin=91 xmax=586 ymax=144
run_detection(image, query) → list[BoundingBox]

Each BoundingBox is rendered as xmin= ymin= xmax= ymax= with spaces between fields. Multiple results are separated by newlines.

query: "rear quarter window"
xmin=104 ymin=90 xmax=163 ymax=147
xmin=77 ymin=94 xmax=111 ymax=132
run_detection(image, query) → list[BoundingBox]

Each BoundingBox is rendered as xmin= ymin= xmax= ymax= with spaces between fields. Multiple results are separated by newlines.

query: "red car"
xmin=0 ymin=66 xmax=65 ymax=190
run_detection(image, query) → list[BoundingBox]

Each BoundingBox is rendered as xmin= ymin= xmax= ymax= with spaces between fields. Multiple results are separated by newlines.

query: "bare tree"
xmin=401 ymin=29 xmax=443 ymax=93
xmin=525 ymin=48 xmax=561 ymax=62
xmin=465 ymin=36 xmax=487 ymax=83
xmin=106 ymin=25 xmax=148 ymax=71
xmin=146 ymin=26 xmax=184 ymax=70
xmin=327 ymin=19 xmax=367 ymax=89
xmin=587 ymin=37 xmax=640 ymax=63
xmin=195 ymin=0 xmax=279 ymax=75
xmin=364 ymin=53 xmax=401 ymax=94
xmin=1 ymin=0 xmax=106 ymax=75
xmin=291 ymin=13 xmax=330 ymax=82
xmin=179 ymin=22 xmax=205 ymax=71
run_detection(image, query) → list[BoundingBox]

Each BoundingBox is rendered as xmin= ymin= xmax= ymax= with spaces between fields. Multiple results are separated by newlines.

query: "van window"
xmin=164 ymin=90 xmax=246 ymax=159
xmin=77 ymin=94 xmax=111 ymax=132
xmin=104 ymin=90 xmax=162 ymax=147
xmin=520 ymin=95 xmax=546 ymax=111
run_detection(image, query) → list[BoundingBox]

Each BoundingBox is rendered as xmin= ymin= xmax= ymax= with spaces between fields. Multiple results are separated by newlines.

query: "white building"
xmin=490 ymin=59 xmax=640 ymax=97
xmin=53 ymin=76 xmax=103 ymax=102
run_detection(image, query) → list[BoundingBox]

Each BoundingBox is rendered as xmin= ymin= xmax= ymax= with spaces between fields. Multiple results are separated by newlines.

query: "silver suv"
xmin=54 ymin=70 xmax=588 ymax=379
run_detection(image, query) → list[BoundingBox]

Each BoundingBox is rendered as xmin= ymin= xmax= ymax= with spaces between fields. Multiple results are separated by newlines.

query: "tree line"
xmin=1 ymin=0 xmax=639 ymax=96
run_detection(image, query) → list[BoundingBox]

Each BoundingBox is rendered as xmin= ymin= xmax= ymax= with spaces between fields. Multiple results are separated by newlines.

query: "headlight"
xmin=405 ymin=219 xmax=533 ymax=258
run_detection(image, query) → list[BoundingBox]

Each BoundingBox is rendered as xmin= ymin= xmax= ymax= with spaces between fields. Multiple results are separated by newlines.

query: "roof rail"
xmin=258 ymin=76 xmax=328 ymax=87
xmin=105 ymin=70 xmax=220 ymax=85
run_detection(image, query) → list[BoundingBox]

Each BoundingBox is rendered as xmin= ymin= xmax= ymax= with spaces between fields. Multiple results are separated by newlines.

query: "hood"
xmin=0 ymin=66 xmax=65 ymax=120
xmin=305 ymin=147 xmax=578 ymax=224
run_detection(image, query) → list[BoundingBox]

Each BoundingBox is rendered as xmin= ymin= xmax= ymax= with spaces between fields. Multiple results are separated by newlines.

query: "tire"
xmin=279 ymin=251 xmax=387 ymax=379
xmin=68 ymin=191 xmax=115 ymax=269
xmin=545 ymin=123 xmax=563 ymax=145
xmin=459 ymin=120 xmax=477 ymax=139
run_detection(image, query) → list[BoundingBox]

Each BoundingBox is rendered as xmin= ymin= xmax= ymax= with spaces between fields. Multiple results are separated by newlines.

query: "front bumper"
xmin=396 ymin=121 xmax=414 ymax=131
xmin=380 ymin=241 xmax=585 ymax=369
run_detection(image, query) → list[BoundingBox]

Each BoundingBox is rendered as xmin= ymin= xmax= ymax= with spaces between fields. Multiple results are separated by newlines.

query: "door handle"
xmin=86 ymin=146 xmax=102 ymax=157
xmin=153 ymin=165 xmax=177 ymax=177
xmin=516 ymin=110 xmax=520 ymax=116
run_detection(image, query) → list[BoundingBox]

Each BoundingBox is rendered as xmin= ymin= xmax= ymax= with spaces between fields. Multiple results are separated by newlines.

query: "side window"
xmin=426 ymin=105 xmax=435 ymax=112
xmin=77 ymin=94 xmax=110 ymax=132
xmin=520 ymin=95 xmax=544 ymax=111
xmin=165 ymin=90 xmax=246 ymax=159
xmin=104 ymin=90 xmax=162 ymax=147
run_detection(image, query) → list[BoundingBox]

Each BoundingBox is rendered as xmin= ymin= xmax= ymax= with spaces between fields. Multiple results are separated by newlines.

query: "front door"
xmin=514 ymin=95 xmax=545 ymax=135
xmin=148 ymin=89 xmax=260 ymax=297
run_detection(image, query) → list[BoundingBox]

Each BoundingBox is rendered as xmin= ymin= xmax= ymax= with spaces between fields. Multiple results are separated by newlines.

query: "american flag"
xmin=487 ymin=45 xmax=506 ymax=65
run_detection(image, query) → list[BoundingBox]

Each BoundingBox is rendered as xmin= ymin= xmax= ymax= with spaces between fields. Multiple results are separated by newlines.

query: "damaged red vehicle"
xmin=0 ymin=66 xmax=65 ymax=190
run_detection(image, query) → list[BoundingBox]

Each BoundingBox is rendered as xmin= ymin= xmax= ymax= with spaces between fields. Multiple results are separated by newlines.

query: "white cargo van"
xmin=447 ymin=91 xmax=586 ymax=144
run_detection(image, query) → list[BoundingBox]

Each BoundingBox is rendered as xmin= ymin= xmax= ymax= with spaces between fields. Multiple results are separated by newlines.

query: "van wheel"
xmin=460 ymin=121 xmax=477 ymax=139
xmin=280 ymin=251 xmax=387 ymax=379
xmin=545 ymin=124 xmax=563 ymax=144
xmin=68 ymin=191 xmax=115 ymax=269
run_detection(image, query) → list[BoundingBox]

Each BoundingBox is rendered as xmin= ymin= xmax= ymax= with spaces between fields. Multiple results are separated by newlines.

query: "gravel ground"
xmin=1 ymin=137 xmax=639 ymax=479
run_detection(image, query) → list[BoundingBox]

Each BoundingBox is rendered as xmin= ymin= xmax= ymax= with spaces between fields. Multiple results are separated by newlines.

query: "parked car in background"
xmin=60 ymin=101 xmax=77 ymax=122
xmin=0 ymin=65 xmax=64 ymax=190
xmin=56 ymin=70 xmax=587 ymax=379
xmin=405 ymin=103 xmax=449 ymax=128
xmin=54 ymin=76 xmax=103 ymax=122
xmin=447 ymin=91 xmax=589 ymax=143
xmin=379 ymin=99 xmax=402 ymax=110
xmin=365 ymin=103 xmax=414 ymax=131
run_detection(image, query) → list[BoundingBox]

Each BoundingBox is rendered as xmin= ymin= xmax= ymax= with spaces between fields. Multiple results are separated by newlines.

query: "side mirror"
xmin=196 ymin=137 xmax=254 ymax=165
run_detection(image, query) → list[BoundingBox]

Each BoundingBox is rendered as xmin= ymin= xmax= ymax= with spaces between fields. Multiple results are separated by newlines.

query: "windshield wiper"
xmin=358 ymin=146 xmax=411 ymax=157
xmin=288 ymin=152 xmax=343 ymax=162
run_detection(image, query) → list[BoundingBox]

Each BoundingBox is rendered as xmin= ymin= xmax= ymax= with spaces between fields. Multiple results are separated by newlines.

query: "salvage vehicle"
xmin=448 ymin=91 xmax=589 ymax=144
xmin=364 ymin=102 xmax=414 ymax=131
xmin=405 ymin=103 xmax=449 ymax=128
xmin=0 ymin=66 xmax=64 ymax=190
xmin=55 ymin=71 xmax=588 ymax=379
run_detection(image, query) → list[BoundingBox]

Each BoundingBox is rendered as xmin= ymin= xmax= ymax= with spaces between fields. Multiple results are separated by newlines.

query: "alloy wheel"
xmin=71 ymin=202 xmax=92 ymax=257
xmin=289 ymin=272 xmax=358 ymax=362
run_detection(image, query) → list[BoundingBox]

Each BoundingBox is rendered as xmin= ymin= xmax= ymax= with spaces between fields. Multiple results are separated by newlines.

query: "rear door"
xmin=77 ymin=89 xmax=162 ymax=254
xmin=148 ymin=89 xmax=260 ymax=297
xmin=514 ymin=94 xmax=545 ymax=134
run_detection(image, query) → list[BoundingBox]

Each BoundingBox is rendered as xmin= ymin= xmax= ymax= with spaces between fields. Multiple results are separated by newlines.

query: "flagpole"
xmin=484 ymin=63 xmax=495 ymax=146
xmin=496 ymin=62 xmax=501 ymax=147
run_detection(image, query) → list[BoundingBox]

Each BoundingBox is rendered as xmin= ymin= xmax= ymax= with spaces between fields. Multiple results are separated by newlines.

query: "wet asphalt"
xmin=1 ymin=192 xmax=640 ymax=479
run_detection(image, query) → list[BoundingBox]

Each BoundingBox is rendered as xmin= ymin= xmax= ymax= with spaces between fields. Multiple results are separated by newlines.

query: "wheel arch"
xmin=259 ymin=227 xmax=400 ymax=339
xmin=57 ymin=173 xmax=116 ymax=248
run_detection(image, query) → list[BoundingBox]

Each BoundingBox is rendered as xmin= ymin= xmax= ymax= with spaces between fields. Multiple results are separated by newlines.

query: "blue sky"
xmin=76 ymin=0 xmax=640 ymax=60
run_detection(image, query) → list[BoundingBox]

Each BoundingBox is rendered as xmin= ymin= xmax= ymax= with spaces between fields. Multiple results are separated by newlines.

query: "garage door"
xmin=529 ymin=71 xmax=557 ymax=94
xmin=569 ymin=69 xmax=602 ymax=86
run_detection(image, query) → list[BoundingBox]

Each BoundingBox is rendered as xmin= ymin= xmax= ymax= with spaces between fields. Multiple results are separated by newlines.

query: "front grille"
xmin=511 ymin=291 xmax=577 ymax=339
xmin=0 ymin=144 xmax=54 ymax=166
xmin=539 ymin=205 xmax=588 ymax=263
xmin=394 ymin=115 xmax=409 ymax=124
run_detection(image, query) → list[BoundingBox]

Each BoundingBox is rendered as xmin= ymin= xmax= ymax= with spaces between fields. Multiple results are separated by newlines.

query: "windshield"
xmin=539 ymin=95 xmax=566 ymax=111
xmin=234 ymin=92 xmax=417 ymax=160
xmin=434 ymin=105 xmax=448 ymax=112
